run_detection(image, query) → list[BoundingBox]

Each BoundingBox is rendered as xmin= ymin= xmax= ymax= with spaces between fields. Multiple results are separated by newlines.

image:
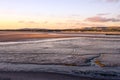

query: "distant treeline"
xmin=0 ymin=27 xmax=120 ymax=32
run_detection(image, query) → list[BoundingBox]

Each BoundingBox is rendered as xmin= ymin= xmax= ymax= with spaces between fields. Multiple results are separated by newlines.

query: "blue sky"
xmin=0 ymin=0 xmax=120 ymax=29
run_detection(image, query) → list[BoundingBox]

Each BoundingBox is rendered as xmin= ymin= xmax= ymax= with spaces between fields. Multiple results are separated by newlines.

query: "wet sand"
xmin=0 ymin=31 xmax=70 ymax=42
xmin=0 ymin=72 xmax=107 ymax=80
xmin=0 ymin=31 xmax=120 ymax=42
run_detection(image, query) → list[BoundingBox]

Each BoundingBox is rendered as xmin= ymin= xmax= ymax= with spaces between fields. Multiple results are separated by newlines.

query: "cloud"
xmin=105 ymin=0 xmax=120 ymax=2
xmin=70 ymin=14 xmax=81 ymax=17
xmin=18 ymin=21 xmax=25 ymax=23
xmin=96 ymin=0 xmax=120 ymax=3
xmin=75 ymin=22 xmax=105 ymax=27
xmin=118 ymin=15 xmax=120 ymax=17
xmin=97 ymin=13 xmax=110 ymax=16
xmin=44 ymin=21 xmax=48 ymax=24
xmin=56 ymin=22 xmax=67 ymax=25
xmin=18 ymin=21 xmax=38 ymax=24
xmin=86 ymin=16 xmax=120 ymax=22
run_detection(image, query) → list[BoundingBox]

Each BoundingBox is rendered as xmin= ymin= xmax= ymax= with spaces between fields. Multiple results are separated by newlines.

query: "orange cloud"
xmin=44 ymin=21 xmax=48 ymax=24
xmin=18 ymin=21 xmax=38 ymax=24
xmin=18 ymin=21 xmax=25 ymax=23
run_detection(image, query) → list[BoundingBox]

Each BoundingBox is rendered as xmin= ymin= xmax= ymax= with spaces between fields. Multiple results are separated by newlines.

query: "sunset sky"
xmin=0 ymin=0 xmax=120 ymax=29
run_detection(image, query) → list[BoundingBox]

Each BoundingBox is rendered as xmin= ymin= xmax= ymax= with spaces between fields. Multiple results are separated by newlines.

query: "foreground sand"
xmin=0 ymin=72 xmax=108 ymax=80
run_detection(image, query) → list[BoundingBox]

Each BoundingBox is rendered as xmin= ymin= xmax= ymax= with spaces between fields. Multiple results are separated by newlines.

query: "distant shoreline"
xmin=60 ymin=31 xmax=120 ymax=35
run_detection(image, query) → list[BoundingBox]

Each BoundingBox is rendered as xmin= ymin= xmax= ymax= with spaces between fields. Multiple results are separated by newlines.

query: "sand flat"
xmin=0 ymin=31 xmax=120 ymax=79
xmin=0 ymin=31 xmax=70 ymax=42
xmin=0 ymin=31 xmax=120 ymax=42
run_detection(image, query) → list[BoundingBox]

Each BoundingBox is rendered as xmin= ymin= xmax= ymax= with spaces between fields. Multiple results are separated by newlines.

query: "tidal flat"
xmin=0 ymin=31 xmax=120 ymax=80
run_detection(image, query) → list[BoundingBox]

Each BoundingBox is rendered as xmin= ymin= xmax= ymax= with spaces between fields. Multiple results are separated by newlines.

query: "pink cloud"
xmin=75 ymin=22 xmax=104 ymax=27
xmin=86 ymin=16 xmax=120 ymax=22
xmin=97 ymin=13 xmax=110 ymax=16
xmin=118 ymin=15 xmax=120 ymax=17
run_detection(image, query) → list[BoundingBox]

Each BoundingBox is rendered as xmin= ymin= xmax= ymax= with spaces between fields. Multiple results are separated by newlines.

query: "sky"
xmin=0 ymin=0 xmax=120 ymax=29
